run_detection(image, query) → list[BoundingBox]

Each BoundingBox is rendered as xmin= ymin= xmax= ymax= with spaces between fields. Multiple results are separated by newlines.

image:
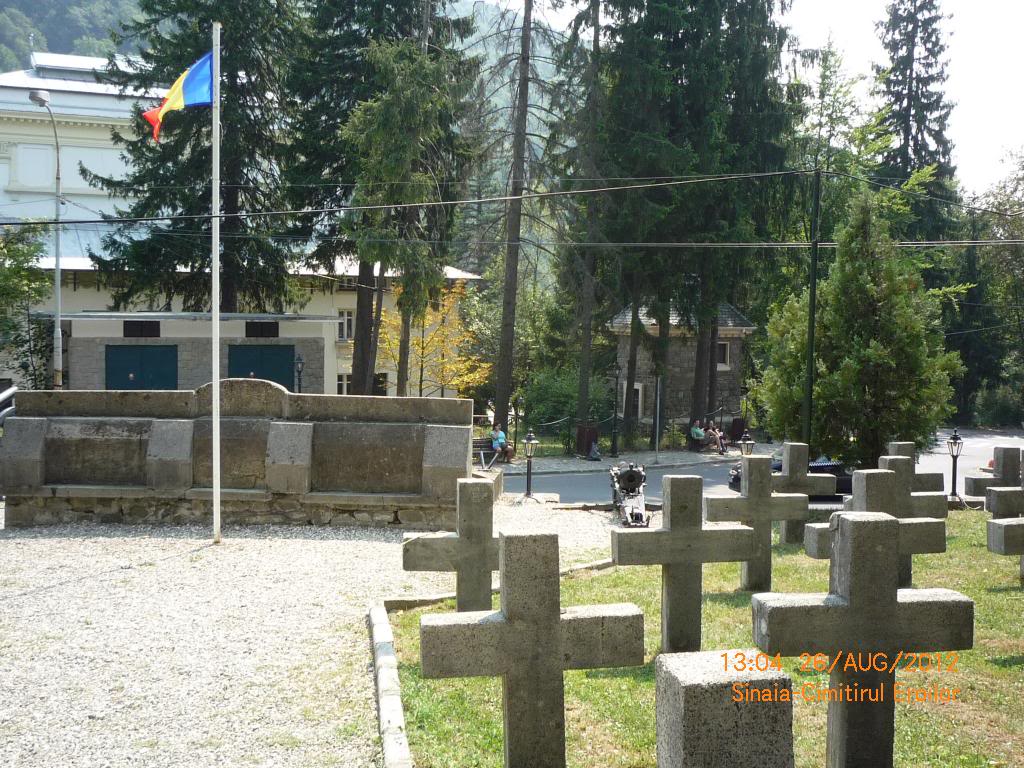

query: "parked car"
xmin=728 ymin=448 xmax=851 ymax=497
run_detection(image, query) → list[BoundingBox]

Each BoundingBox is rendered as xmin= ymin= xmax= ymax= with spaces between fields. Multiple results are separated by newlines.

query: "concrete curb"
xmin=367 ymin=603 xmax=413 ymax=768
xmin=501 ymin=454 xmax=740 ymax=477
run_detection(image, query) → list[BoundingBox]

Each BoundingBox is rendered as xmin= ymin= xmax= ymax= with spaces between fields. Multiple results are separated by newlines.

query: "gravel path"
xmin=0 ymin=500 xmax=615 ymax=768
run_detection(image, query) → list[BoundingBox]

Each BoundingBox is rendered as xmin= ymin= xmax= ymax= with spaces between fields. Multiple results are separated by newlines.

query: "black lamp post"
xmin=947 ymin=428 xmax=963 ymax=502
xmin=524 ymin=431 xmax=539 ymax=498
xmin=295 ymin=353 xmax=305 ymax=393
xmin=611 ymin=362 xmax=621 ymax=458
xmin=740 ymin=429 xmax=755 ymax=457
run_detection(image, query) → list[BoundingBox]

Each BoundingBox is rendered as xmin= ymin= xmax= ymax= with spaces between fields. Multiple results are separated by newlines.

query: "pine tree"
xmin=758 ymin=193 xmax=961 ymax=467
xmin=85 ymin=1 xmax=299 ymax=313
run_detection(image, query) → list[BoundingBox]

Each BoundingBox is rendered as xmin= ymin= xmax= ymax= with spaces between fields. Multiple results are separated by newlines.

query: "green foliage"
xmin=84 ymin=0 xmax=300 ymax=313
xmin=0 ymin=1 xmax=140 ymax=61
xmin=522 ymin=366 xmax=612 ymax=428
xmin=757 ymin=194 xmax=961 ymax=467
xmin=0 ymin=226 xmax=53 ymax=388
xmin=0 ymin=9 xmax=44 ymax=71
xmin=974 ymin=384 xmax=1024 ymax=428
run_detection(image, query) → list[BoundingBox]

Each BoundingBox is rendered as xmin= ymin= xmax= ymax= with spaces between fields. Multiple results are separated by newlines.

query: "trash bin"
xmin=575 ymin=423 xmax=599 ymax=456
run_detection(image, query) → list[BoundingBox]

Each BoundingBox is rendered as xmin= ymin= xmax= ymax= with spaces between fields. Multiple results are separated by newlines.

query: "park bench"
xmin=473 ymin=437 xmax=499 ymax=469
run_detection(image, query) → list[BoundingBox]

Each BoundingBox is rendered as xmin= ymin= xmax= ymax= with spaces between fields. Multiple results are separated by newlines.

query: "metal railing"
xmin=0 ymin=385 xmax=17 ymax=427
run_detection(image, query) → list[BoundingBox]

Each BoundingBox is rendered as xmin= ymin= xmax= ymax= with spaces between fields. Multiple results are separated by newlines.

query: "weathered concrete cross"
xmin=753 ymin=512 xmax=974 ymax=768
xmin=420 ymin=533 xmax=644 ymax=768
xmin=705 ymin=455 xmax=807 ymax=591
xmin=978 ymin=447 xmax=1024 ymax=519
xmin=611 ymin=475 xmax=754 ymax=653
xmin=966 ymin=446 xmax=1022 ymax=497
xmin=987 ymin=517 xmax=1024 ymax=584
xmin=403 ymin=478 xmax=498 ymax=611
xmin=886 ymin=441 xmax=944 ymax=492
xmin=773 ymin=442 xmax=837 ymax=544
xmin=804 ymin=469 xmax=946 ymax=587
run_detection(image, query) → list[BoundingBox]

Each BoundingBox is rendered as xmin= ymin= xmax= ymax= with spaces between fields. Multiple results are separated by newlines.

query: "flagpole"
xmin=211 ymin=20 xmax=222 ymax=545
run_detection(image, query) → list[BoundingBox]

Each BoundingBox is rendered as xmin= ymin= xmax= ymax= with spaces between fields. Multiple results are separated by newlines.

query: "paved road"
xmin=504 ymin=427 xmax=1024 ymax=504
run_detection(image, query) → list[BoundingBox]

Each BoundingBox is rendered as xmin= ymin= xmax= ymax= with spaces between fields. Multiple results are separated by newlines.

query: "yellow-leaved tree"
xmin=379 ymin=281 xmax=490 ymax=397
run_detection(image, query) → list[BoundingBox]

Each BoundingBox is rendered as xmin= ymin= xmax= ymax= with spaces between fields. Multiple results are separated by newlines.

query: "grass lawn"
xmin=390 ymin=507 xmax=1023 ymax=767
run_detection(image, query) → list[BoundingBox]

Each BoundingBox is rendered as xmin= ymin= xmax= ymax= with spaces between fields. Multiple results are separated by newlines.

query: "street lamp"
xmin=29 ymin=89 xmax=63 ymax=389
xmin=947 ymin=428 xmax=963 ymax=503
xmin=739 ymin=429 xmax=755 ymax=457
xmin=524 ymin=431 xmax=539 ymax=498
xmin=294 ymin=353 xmax=305 ymax=393
xmin=611 ymin=361 xmax=621 ymax=458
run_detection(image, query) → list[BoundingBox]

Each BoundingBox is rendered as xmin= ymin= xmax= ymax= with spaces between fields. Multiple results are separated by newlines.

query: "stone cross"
xmin=611 ymin=475 xmax=754 ymax=652
xmin=656 ymin=650 xmax=794 ymax=768
xmin=987 ymin=517 xmax=1024 ymax=583
xmin=420 ymin=533 xmax=644 ymax=768
xmin=886 ymin=441 xmax=944 ymax=492
xmin=772 ymin=442 xmax=837 ymax=544
xmin=966 ymin=446 xmax=1022 ymax=497
xmin=753 ymin=512 xmax=974 ymax=768
xmin=804 ymin=470 xmax=946 ymax=587
xmin=979 ymin=447 xmax=1024 ymax=518
xmin=403 ymin=478 xmax=498 ymax=611
xmin=705 ymin=455 xmax=807 ymax=591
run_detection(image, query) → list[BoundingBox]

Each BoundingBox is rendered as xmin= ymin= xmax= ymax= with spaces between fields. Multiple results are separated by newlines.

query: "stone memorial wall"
xmin=0 ymin=379 xmax=473 ymax=529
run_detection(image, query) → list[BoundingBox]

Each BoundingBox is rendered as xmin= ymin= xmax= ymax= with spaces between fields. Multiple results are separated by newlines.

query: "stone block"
xmin=965 ymin=474 xmax=995 ymax=497
xmin=0 ymin=417 xmax=47 ymax=489
xmin=421 ymin=424 xmax=473 ymax=500
xmin=44 ymin=418 xmax=151 ymax=486
xmin=192 ymin=418 xmax=271 ymax=489
xmin=987 ymin=518 xmax=1024 ymax=555
xmin=289 ymin=393 xmax=472 ymax=425
xmin=265 ymin=421 xmax=313 ymax=494
xmin=311 ymin=422 xmax=424 ymax=494
xmin=986 ymin=487 xmax=1024 ymax=519
xmin=146 ymin=420 xmax=194 ymax=490
xmin=15 ymin=390 xmax=195 ymax=419
xmin=656 ymin=650 xmax=793 ymax=768
xmin=195 ymin=378 xmax=288 ymax=418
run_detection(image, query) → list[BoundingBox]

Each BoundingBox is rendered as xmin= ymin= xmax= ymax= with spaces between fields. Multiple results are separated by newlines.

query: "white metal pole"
xmin=654 ymin=375 xmax=660 ymax=465
xmin=211 ymin=21 xmax=222 ymax=544
xmin=47 ymin=105 xmax=63 ymax=390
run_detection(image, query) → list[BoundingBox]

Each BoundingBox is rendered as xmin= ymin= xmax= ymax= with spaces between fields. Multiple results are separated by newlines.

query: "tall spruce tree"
xmin=86 ymin=1 xmax=299 ymax=313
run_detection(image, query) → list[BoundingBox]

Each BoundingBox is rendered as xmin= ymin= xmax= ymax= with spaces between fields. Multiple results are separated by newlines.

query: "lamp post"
xmin=947 ymin=428 xmax=963 ymax=503
xmin=524 ymin=431 xmax=539 ymax=498
xmin=611 ymin=361 xmax=621 ymax=458
xmin=294 ymin=353 xmax=305 ymax=393
xmin=739 ymin=429 xmax=755 ymax=457
xmin=29 ymin=89 xmax=62 ymax=389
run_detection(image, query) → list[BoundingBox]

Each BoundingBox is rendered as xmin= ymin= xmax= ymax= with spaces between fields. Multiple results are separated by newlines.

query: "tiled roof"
xmin=610 ymin=303 xmax=756 ymax=331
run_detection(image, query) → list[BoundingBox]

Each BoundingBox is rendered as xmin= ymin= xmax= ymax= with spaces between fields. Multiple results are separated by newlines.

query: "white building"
xmin=0 ymin=53 xmax=477 ymax=394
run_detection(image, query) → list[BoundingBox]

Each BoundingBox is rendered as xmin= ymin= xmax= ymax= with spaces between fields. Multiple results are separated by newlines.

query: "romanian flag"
xmin=143 ymin=52 xmax=213 ymax=141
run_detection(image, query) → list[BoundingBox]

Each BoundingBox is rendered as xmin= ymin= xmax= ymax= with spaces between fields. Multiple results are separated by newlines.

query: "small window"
xmin=245 ymin=321 xmax=279 ymax=338
xmin=372 ymin=372 xmax=388 ymax=396
xmin=716 ymin=341 xmax=731 ymax=370
xmin=123 ymin=320 xmax=160 ymax=338
xmin=337 ymin=373 xmax=351 ymax=395
xmin=338 ymin=310 xmax=354 ymax=341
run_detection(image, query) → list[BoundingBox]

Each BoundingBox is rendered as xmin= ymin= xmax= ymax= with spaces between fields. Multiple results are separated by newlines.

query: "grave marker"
xmin=966 ymin=446 xmax=1022 ymax=497
xmin=612 ymin=475 xmax=755 ymax=652
xmin=886 ymin=441 xmax=944 ymax=492
xmin=656 ymin=650 xmax=794 ymax=768
xmin=987 ymin=517 xmax=1024 ymax=583
xmin=804 ymin=470 xmax=946 ymax=583
xmin=772 ymin=442 xmax=837 ymax=544
xmin=753 ymin=512 xmax=974 ymax=768
xmin=420 ymin=533 xmax=644 ymax=768
xmin=403 ymin=478 xmax=498 ymax=611
xmin=705 ymin=455 xmax=807 ymax=591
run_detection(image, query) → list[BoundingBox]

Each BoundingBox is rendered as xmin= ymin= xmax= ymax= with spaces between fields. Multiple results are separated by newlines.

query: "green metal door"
xmin=105 ymin=345 xmax=179 ymax=390
xmin=228 ymin=344 xmax=295 ymax=391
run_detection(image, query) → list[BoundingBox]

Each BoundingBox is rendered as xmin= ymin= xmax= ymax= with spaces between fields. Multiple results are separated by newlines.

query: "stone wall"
xmin=1 ymin=379 xmax=471 ymax=530
xmin=68 ymin=337 xmax=326 ymax=393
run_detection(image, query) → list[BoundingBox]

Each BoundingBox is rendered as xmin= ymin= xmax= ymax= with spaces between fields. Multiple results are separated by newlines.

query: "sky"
xmin=523 ymin=0 xmax=1021 ymax=196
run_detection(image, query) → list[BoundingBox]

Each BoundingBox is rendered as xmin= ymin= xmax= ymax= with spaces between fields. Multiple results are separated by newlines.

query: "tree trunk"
xmin=350 ymin=259 xmax=377 ymax=395
xmin=622 ymin=298 xmax=641 ymax=442
xmin=649 ymin=313 xmax=670 ymax=451
xmin=397 ymin=307 xmax=412 ymax=396
xmin=706 ymin=322 xmax=719 ymax=416
xmin=366 ymin=263 xmax=385 ymax=393
xmin=492 ymin=0 xmax=533 ymax=429
xmin=690 ymin=321 xmax=712 ymax=426
xmin=574 ymin=0 xmax=601 ymax=445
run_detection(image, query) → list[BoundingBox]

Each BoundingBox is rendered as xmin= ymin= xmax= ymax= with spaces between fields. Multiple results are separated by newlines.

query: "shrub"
xmin=975 ymin=385 xmax=1024 ymax=427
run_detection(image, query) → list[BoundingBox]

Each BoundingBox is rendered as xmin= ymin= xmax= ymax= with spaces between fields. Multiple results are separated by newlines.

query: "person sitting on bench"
xmin=704 ymin=419 xmax=726 ymax=455
xmin=490 ymin=423 xmax=515 ymax=463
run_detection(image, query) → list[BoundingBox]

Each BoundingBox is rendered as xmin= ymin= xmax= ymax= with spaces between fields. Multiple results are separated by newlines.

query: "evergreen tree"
xmin=86 ymin=1 xmax=299 ymax=313
xmin=758 ymin=193 xmax=961 ymax=467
